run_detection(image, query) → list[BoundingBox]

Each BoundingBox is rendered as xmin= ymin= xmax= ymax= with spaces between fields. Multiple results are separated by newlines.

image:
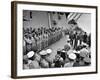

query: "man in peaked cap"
xmin=27 ymin=51 xmax=34 ymax=58
xmin=23 ymin=51 xmax=35 ymax=62
xmin=67 ymin=49 xmax=74 ymax=55
xmin=39 ymin=50 xmax=49 ymax=68
xmin=27 ymin=51 xmax=40 ymax=69
xmin=39 ymin=50 xmax=47 ymax=56
xmin=23 ymin=51 xmax=34 ymax=69
xmin=24 ymin=51 xmax=41 ymax=69
xmin=64 ymin=53 xmax=76 ymax=67
xmin=75 ymin=48 xmax=90 ymax=66
xmin=79 ymin=48 xmax=89 ymax=58
xmin=45 ymin=49 xmax=53 ymax=68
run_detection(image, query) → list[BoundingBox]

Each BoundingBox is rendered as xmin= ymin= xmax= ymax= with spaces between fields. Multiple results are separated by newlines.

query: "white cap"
xmin=39 ymin=50 xmax=47 ymax=55
xmin=46 ymin=49 xmax=52 ymax=54
xmin=68 ymin=53 xmax=76 ymax=60
xmin=67 ymin=39 xmax=70 ymax=41
xmin=67 ymin=50 xmax=74 ymax=55
xmin=73 ymin=50 xmax=77 ymax=53
xmin=73 ymin=50 xmax=80 ymax=54
xmin=27 ymin=51 xmax=34 ymax=58
xmin=62 ymin=50 xmax=66 ymax=53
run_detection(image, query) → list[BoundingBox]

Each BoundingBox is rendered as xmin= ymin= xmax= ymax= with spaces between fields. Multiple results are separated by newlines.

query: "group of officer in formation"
xmin=23 ymin=27 xmax=63 ymax=55
xmin=23 ymin=25 xmax=91 ymax=69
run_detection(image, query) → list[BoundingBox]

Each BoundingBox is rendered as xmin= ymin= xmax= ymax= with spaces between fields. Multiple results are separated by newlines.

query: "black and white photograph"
xmin=11 ymin=1 xmax=97 ymax=78
xmin=23 ymin=11 xmax=91 ymax=69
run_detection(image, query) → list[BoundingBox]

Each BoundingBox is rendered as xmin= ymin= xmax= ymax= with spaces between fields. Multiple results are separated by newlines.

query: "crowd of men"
xmin=23 ymin=28 xmax=91 ymax=69
xmin=69 ymin=31 xmax=91 ymax=50
xmin=23 ymin=19 xmax=91 ymax=69
xmin=23 ymin=27 xmax=63 ymax=55
xmin=23 ymin=40 xmax=91 ymax=69
xmin=68 ymin=19 xmax=91 ymax=48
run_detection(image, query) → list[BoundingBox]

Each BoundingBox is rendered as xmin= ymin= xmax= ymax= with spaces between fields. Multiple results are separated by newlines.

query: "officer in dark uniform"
xmin=83 ymin=32 xmax=87 ymax=43
xmin=69 ymin=31 xmax=74 ymax=46
xmin=39 ymin=50 xmax=49 ymax=68
xmin=60 ymin=50 xmax=66 ymax=61
xmin=74 ymin=32 xmax=78 ymax=49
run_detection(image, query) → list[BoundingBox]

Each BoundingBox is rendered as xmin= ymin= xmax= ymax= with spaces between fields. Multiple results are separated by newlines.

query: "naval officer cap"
xmin=27 ymin=51 xmax=35 ymax=58
xmin=39 ymin=50 xmax=47 ymax=55
xmin=68 ymin=53 xmax=76 ymax=60
xmin=46 ymin=49 xmax=52 ymax=54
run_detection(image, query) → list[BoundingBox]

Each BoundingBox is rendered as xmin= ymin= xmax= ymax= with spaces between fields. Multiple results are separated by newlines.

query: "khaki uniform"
xmin=35 ymin=36 xmax=40 ymax=51
xmin=23 ymin=40 xmax=26 ymax=55
xmin=31 ymin=37 xmax=37 ymax=52
xmin=80 ymin=48 xmax=89 ymax=58
xmin=24 ymin=37 xmax=32 ymax=53
xmin=64 ymin=62 xmax=74 ymax=67
xmin=34 ymin=53 xmax=41 ymax=62
xmin=29 ymin=60 xmax=40 ymax=69
xmin=40 ymin=59 xmax=49 ymax=68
